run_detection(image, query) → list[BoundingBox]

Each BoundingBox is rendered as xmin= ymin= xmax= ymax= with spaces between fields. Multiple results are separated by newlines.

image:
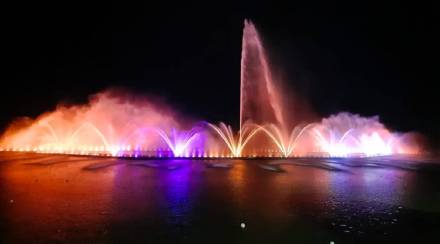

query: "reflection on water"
xmin=0 ymin=153 xmax=117 ymax=242
xmin=162 ymin=162 xmax=195 ymax=237
xmin=0 ymin=152 xmax=439 ymax=243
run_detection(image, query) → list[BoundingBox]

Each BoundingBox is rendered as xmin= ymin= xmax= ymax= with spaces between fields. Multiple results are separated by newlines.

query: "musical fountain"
xmin=0 ymin=20 xmax=421 ymax=158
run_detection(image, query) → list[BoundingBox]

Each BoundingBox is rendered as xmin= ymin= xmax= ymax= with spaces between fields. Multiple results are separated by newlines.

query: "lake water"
xmin=1 ymin=152 xmax=439 ymax=243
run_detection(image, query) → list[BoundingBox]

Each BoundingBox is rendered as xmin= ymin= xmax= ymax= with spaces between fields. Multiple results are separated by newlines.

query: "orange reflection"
xmin=0 ymin=153 xmax=116 ymax=242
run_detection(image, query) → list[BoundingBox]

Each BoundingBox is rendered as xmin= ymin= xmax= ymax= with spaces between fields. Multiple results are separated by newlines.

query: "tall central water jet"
xmin=238 ymin=20 xmax=298 ymax=157
xmin=210 ymin=20 xmax=291 ymax=157
xmin=240 ymin=20 xmax=286 ymax=130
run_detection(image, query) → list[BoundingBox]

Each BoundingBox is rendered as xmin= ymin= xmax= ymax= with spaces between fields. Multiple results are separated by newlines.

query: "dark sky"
xmin=1 ymin=1 xmax=437 ymax=146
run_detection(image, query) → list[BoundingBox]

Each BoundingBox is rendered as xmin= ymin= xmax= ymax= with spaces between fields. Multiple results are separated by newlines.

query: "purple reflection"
xmin=162 ymin=160 xmax=199 ymax=232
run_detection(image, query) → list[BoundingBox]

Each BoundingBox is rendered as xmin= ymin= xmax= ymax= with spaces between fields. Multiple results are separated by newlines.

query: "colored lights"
xmin=0 ymin=21 xmax=421 ymax=158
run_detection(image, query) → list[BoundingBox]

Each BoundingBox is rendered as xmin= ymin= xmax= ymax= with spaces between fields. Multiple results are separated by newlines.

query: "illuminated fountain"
xmin=309 ymin=113 xmax=420 ymax=157
xmin=207 ymin=20 xmax=421 ymax=157
xmin=206 ymin=20 xmax=293 ymax=157
xmin=239 ymin=20 xmax=286 ymax=129
xmin=207 ymin=122 xmax=262 ymax=157
xmin=154 ymin=127 xmax=201 ymax=157
xmin=257 ymin=123 xmax=317 ymax=157
xmin=0 ymin=20 xmax=422 ymax=158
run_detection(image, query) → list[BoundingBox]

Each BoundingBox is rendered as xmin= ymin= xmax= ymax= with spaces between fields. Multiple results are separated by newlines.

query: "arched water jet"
xmin=154 ymin=127 xmax=201 ymax=157
xmin=287 ymin=123 xmax=319 ymax=155
xmin=68 ymin=122 xmax=111 ymax=151
xmin=257 ymin=123 xmax=317 ymax=157
xmin=208 ymin=122 xmax=262 ymax=157
xmin=37 ymin=121 xmax=59 ymax=144
xmin=257 ymin=124 xmax=289 ymax=157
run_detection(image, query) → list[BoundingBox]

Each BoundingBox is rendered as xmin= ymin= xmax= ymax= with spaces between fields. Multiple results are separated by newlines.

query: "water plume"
xmin=0 ymin=89 xmax=184 ymax=156
xmin=240 ymin=19 xmax=286 ymax=128
xmin=309 ymin=113 xmax=422 ymax=157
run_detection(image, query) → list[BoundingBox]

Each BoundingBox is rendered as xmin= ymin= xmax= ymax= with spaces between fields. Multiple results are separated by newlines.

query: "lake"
xmin=0 ymin=152 xmax=439 ymax=243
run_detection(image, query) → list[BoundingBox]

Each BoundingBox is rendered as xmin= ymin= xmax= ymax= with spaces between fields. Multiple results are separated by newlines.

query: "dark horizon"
xmin=1 ymin=1 xmax=436 ymax=147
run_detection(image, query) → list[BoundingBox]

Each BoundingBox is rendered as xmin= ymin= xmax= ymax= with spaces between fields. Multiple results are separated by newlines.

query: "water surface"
xmin=1 ymin=152 xmax=439 ymax=243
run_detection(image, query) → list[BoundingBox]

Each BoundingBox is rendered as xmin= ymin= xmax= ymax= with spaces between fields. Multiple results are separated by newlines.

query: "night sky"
xmin=1 ymin=1 xmax=436 ymax=147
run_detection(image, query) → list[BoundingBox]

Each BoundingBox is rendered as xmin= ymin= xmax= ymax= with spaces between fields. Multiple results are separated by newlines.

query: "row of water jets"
xmin=0 ymin=119 xmax=402 ymax=158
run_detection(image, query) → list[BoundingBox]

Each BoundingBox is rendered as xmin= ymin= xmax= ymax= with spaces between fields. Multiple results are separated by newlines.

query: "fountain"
xmin=207 ymin=122 xmax=262 ymax=157
xmin=154 ymin=127 xmax=201 ymax=157
xmin=240 ymin=20 xmax=286 ymax=128
xmin=0 ymin=20 xmax=422 ymax=158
